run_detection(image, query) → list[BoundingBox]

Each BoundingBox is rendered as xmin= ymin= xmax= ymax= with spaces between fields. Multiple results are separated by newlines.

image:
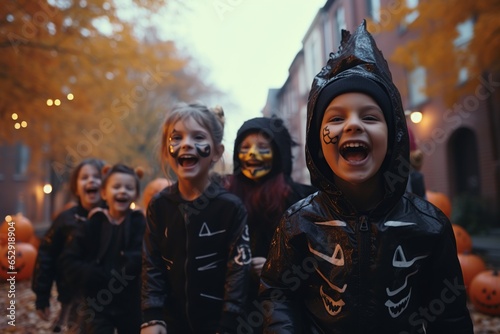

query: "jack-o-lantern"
xmin=457 ymin=253 xmax=486 ymax=291
xmin=0 ymin=213 xmax=34 ymax=243
xmin=452 ymin=224 xmax=472 ymax=253
xmin=469 ymin=270 xmax=500 ymax=316
xmin=0 ymin=242 xmax=37 ymax=281
xmin=426 ymin=191 xmax=452 ymax=219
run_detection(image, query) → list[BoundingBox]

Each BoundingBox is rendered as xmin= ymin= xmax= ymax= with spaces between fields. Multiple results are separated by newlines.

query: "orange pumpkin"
xmin=142 ymin=178 xmax=173 ymax=209
xmin=29 ymin=234 xmax=41 ymax=250
xmin=0 ymin=213 xmax=34 ymax=243
xmin=0 ymin=242 xmax=37 ymax=281
xmin=426 ymin=190 xmax=452 ymax=218
xmin=0 ymin=233 xmax=7 ymax=246
xmin=457 ymin=253 xmax=486 ymax=291
xmin=452 ymin=224 xmax=472 ymax=253
xmin=469 ymin=270 xmax=500 ymax=316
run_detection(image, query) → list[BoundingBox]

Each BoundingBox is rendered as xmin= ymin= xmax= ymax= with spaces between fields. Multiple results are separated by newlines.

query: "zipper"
xmin=358 ymin=215 xmax=370 ymax=332
xmin=182 ymin=204 xmax=195 ymax=333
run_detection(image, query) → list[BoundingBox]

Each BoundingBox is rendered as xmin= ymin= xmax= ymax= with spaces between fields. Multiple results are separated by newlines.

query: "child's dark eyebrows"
xmin=360 ymin=105 xmax=384 ymax=114
xmin=323 ymin=106 xmax=344 ymax=115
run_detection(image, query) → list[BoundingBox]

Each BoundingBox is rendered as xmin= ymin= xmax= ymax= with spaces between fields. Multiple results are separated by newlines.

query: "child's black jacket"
xmin=142 ymin=181 xmax=250 ymax=333
xmin=259 ymin=21 xmax=473 ymax=334
xmin=32 ymin=203 xmax=89 ymax=308
xmin=61 ymin=209 xmax=145 ymax=304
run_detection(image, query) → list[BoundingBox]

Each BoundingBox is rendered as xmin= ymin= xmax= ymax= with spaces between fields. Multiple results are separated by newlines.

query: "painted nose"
xmin=247 ymin=144 xmax=258 ymax=158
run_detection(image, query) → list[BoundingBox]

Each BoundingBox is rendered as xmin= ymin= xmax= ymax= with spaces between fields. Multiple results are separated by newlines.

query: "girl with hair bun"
xmin=141 ymin=102 xmax=250 ymax=334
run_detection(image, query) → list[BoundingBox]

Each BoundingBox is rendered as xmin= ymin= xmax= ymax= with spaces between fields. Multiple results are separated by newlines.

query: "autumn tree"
xmin=373 ymin=0 xmax=500 ymax=106
xmin=0 ymin=0 xmax=219 ymax=183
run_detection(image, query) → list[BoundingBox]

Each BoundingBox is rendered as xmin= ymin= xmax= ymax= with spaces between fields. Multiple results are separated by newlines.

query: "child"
xmin=259 ymin=21 xmax=473 ymax=333
xmin=61 ymin=163 xmax=146 ymax=333
xmin=141 ymin=102 xmax=251 ymax=334
xmin=32 ymin=158 xmax=105 ymax=332
xmin=226 ymin=117 xmax=316 ymax=332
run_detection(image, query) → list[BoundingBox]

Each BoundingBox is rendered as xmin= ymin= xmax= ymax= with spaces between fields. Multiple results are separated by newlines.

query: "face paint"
xmin=323 ymin=126 xmax=339 ymax=145
xmin=238 ymin=134 xmax=273 ymax=180
xmin=168 ymin=141 xmax=180 ymax=158
xmin=195 ymin=143 xmax=211 ymax=158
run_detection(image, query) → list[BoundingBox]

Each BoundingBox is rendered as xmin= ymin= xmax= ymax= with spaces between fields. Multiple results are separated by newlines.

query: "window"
xmin=408 ymin=66 xmax=427 ymax=107
xmin=367 ymin=0 xmax=381 ymax=22
xmin=14 ymin=143 xmax=30 ymax=179
xmin=304 ymin=28 xmax=322 ymax=84
xmin=298 ymin=63 xmax=307 ymax=96
xmin=454 ymin=18 xmax=474 ymax=84
xmin=335 ymin=6 xmax=346 ymax=44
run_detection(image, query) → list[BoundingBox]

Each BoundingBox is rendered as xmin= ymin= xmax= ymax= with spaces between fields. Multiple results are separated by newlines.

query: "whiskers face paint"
xmin=169 ymin=142 xmax=180 ymax=158
xmin=195 ymin=143 xmax=211 ymax=158
xmin=323 ymin=126 xmax=339 ymax=145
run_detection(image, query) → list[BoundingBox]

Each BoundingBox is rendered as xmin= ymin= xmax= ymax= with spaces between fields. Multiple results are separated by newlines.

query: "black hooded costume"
xmin=228 ymin=117 xmax=316 ymax=332
xmin=259 ymin=22 xmax=473 ymax=334
xmin=231 ymin=117 xmax=316 ymax=258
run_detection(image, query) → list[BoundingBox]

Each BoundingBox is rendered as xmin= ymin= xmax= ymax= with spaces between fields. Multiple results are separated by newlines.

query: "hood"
xmin=305 ymin=21 xmax=409 ymax=214
xmin=233 ymin=117 xmax=295 ymax=179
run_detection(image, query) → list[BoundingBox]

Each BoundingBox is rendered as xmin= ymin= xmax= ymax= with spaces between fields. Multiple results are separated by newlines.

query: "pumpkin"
xmin=0 ymin=242 xmax=37 ymax=281
xmin=452 ymin=224 xmax=472 ymax=253
xmin=0 ymin=213 xmax=34 ymax=243
xmin=426 ymin=190 xmax=452 ymax=218
xmin=469 ymin=270 xmax=500 ymax=316
xmin=0 ymin=233 xmax=7 ymax=246
xmin=457 ymin=253 xmax=486 ymax=291
xmin=29 ymin=234 xmax=41 ymax=250
xmin=142 ymin=178 xmax=173 ymax=209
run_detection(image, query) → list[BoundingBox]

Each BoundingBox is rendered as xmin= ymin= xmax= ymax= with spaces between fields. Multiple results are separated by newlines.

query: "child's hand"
xmin=251 ymin=257 xmax=267 ymax=277
xmin=140 ymin=324 xmax=166 ymax=334
xmin=36 ymin=307 xmax=50 ymax=321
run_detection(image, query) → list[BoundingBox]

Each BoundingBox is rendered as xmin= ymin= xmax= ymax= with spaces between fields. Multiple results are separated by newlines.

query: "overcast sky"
xmin=160 ymin=0 xmax=325 ymax=159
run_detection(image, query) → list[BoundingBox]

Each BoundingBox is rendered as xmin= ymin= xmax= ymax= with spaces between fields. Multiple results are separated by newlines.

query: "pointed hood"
xmin=233 ymin=117 xmax=294 ymax=179
xmin=305 ymin=21 xmax=409 ymax=214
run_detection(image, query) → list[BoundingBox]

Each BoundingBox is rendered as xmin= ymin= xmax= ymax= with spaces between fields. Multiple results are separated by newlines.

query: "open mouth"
xmin=115 ymin=197 xmax=129 ymax=204
xmin=178 ymin=154 xmax=199 ymax=167
xmin=243 ymin=159 xmax=264 ymax=168
xmin=85 ymin=186 xmax=99 ymax=195
xmin=340 ymin=142 xmax=369 ymax=162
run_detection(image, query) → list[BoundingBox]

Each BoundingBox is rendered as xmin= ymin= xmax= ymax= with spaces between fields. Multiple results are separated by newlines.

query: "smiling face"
xmin=238 ymin=132 xmax=273 ymax=180
xmin=76 ymin=164 xmax=102 ymax=211
xmin=101 ymin=172 xmax=137 ymax=219
xmin=320 ymin=92 xmax=388 ymax=186
xmin=166 ymin=116 xmax=222 ymax=187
